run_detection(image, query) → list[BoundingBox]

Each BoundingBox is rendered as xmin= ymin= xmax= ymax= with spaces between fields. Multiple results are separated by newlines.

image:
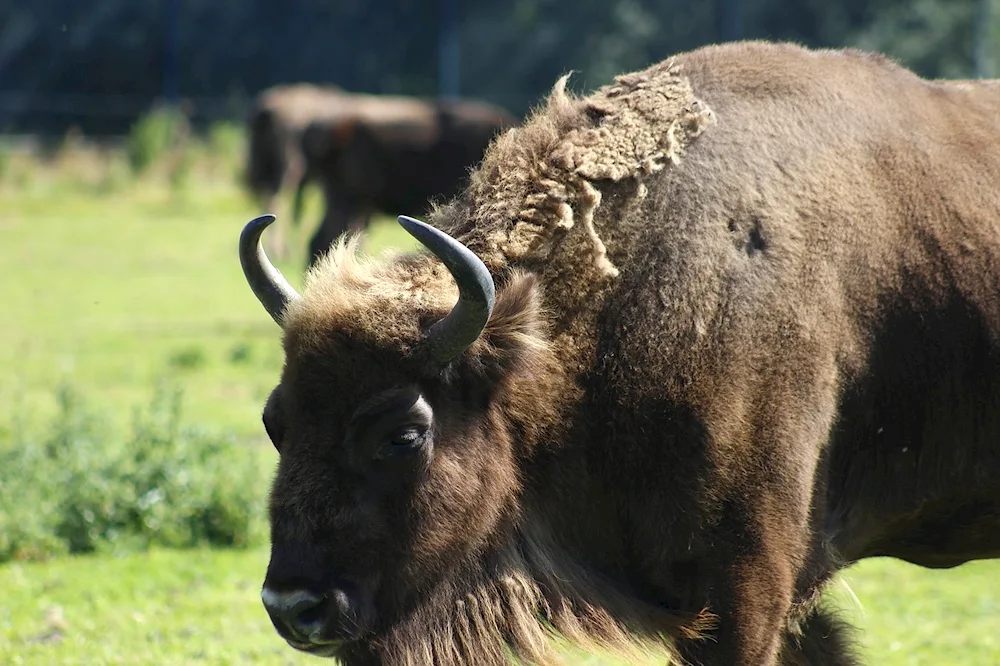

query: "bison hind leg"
xmin=779 ymin=604 xmax=861 ymax=666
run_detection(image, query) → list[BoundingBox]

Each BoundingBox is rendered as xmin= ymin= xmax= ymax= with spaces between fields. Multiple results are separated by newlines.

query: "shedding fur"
xmin=426 ymin=61 xmax=715 ymax=374
xmin=439 ymin=61 xmax=714 ymax=282
xmin=366 ymin=520 xmax=715 ymax=666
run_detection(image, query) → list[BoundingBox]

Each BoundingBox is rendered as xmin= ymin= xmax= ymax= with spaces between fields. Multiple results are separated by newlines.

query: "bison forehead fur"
xmin=252 ymin=40 xmax=1000 ymax=666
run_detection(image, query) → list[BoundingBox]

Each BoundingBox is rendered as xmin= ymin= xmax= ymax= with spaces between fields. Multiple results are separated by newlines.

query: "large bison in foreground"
xmin=298 ymin=97 xmax=518 ymax=268
xmin=239 ymin=41 xmax=1000 ymax=665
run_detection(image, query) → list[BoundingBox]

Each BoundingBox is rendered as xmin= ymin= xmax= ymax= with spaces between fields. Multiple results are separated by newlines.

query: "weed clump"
xmin=127 ymin=107 xmax=188 ymax=176
xmin=0 ymin=382 xmax=268 ymax=563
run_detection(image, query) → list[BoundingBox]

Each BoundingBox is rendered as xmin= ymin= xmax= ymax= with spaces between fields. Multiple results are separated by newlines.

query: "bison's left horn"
xmin=398 ymin=216 xmax=495 ymax=363
xmin=239 ymin=214 xmax=301 ymax=326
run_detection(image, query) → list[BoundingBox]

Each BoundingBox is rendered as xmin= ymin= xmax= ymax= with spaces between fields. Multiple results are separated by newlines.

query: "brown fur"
xmin=299 ymin=98 xmax=518 ymax=268
xmin=243 ymin=85 xmax=449 ymax=259
xmin=256 ymin=41 xmax=1000 ymax=665
xmin=244 ymin=84 xmax=354 ymax=201
xmin=244 ymin=83 xmax=354 ymax=258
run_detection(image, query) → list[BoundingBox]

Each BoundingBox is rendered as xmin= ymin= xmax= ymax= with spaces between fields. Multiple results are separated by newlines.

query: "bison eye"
xmin=375 ymin=427 xmax=428 ymax=460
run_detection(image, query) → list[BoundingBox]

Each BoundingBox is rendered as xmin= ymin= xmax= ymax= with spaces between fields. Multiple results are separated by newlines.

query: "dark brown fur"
xmin=256 ymin=41 xmax=1000 ymax=665
xmin=243 ymin=83 xmax=353 ymax=258
xmin=300 ymin=98 xmax=518 ymax=268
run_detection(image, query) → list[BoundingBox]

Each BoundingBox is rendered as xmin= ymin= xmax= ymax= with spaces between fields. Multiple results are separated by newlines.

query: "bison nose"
xmin=261 ymin=587 xmax=326 ymax=639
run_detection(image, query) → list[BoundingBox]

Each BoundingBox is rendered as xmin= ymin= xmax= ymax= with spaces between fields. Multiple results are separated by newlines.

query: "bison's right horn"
xmin=239 ymin=214 xmax=301 ymax=327
xmin=398 ymin=216 xmax=495 ymax=363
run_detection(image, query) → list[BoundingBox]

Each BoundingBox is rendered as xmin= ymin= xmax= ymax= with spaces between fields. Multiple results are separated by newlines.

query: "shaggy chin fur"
xmin=352 ymin=524 xmax=715 ymax=666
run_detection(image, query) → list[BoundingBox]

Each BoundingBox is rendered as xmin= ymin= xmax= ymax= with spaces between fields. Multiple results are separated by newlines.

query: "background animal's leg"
xmin=306 ymin=193 xmax=365 ymax=268
xmin=346 ymin=209 xmax=372 ymax=235
xmin=262 ymin=192 xmax=288 ymax=260
xmin=291 ymin=169 xmax=310 ymax=228
xmin=307 ymin=210 xmax=347 ymax=268
xmin=265 ymin=147 xmax=306 ymax=261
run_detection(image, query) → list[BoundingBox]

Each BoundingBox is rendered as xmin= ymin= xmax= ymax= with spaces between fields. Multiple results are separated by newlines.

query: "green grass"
xmin=0 ymin=174 xmax=414 ymax=442
xmin=0 ymin=548 xmax=285 ymax=665
xmin=1 ymin=149 xmax=998 ymax=664
xmin=0 ymin=548 xmax=996 ymax=665
xmin=0 ymin=547 xmax=639 ymax=665
xmin=834 ymin=559 xmax=1000 ymax=664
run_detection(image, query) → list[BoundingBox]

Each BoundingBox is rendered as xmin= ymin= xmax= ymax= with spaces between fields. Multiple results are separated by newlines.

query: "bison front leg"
xmin=666 ymin=417 xmax=831 ymax=665
xmin=675 ymin=513 xmax=805 ymax=666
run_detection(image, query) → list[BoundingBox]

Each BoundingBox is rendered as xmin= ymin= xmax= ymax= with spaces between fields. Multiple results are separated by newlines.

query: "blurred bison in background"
xmin=244 ymin=83 xmax=352 ymax=258
xmin=239 ymin=41 xmax=1000 ymax=666
xmin=298 ymin=96 xmax=518 ymax=267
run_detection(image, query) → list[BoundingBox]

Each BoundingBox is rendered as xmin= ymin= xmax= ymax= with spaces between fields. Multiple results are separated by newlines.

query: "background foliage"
xmin=0 ymin=0 xmax=996 ymax=134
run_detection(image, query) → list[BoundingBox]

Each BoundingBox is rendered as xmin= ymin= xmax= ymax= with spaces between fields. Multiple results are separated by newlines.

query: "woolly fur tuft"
xmin=443 ymin=59 xmax=714 ymax=280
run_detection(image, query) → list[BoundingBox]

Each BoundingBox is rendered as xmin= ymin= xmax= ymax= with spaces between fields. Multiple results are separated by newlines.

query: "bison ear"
xmin=471 ymin=271 xmax=549 ymax=379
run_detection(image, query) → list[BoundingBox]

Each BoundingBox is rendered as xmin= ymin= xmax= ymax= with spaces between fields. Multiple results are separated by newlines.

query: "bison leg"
xmin=307 ymin=214 xmax=345 ymax=268
xmin=778 ymin=603 xmax=859 ymax=666
xmin=670 ymin=438 xmax=831 ymax=665
xmin=675 ymin=536 xmax=800 ymax=666
xmin=262 ymin=193 xmax=289 ymax=261
xmin=307 ymin=198 xmax=370 ymax=268
xmin=261 ymin=143 xmax=307 ymax=261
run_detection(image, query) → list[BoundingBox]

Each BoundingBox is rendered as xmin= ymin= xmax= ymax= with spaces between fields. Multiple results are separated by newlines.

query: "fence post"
xmin=438 ymin=0 xmax=460 ymax=98
xmin=718 ymin=0 xmax=742 ymax=42
xmin=163 ymin=0 xmax=181 ymax=105
xmin=975 ymin=0 xmax=995 ymax=78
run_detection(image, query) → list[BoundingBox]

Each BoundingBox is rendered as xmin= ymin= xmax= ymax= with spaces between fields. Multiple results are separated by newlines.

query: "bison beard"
xmin=240 ymin=41 xmax=1000 ymax=665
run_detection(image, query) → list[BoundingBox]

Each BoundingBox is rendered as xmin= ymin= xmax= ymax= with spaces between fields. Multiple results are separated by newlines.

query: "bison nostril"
xmin=295 ymin=598 xmax=326 ymax=625
xmin=261 ymin=587 xmax=327 ymax=636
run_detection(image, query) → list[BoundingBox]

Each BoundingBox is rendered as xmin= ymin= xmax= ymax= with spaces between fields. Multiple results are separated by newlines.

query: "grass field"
xmin=1 ymin=150 xmax=998 ymax=664
xmin=0 ymin=165 xmax=415 ymax=441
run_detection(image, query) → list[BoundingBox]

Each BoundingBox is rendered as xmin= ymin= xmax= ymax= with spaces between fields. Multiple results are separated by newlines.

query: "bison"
xmin=298 ymin=96 xmax=518 ymax=268
xmin=238 ymin=41 xmax=1000 ymax=665
xmin=244 ymin=83 xmax=354 ymax=259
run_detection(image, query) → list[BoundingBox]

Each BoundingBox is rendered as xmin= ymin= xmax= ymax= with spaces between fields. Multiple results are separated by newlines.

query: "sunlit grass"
xmin=0 ymin=168 xmax=415 ymax=441
xmin=1 ymin=548 xmax=996 ymax=665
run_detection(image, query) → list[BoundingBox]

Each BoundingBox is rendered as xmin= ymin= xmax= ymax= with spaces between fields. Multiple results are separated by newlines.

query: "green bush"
xmin=0 ymin=382 xmax=268 ymax=562
xmin=126 ymin=107 xmax=188 ymax=175
xmin=207 ymin=121 xmax=244 ymax=160
xmin=0 ymin=143 xmax=11 ymax=184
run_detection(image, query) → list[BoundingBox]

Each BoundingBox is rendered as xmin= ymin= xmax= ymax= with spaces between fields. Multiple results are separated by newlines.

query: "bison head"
xmin=239 ymin=214 xmax=558 ymax=662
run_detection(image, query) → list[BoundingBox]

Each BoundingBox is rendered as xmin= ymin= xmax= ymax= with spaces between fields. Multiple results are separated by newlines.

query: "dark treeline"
xmin=0 ymin=0 xmax=987 ymax=135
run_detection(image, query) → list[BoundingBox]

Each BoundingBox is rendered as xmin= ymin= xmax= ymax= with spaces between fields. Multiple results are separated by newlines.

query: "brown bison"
xmin=244 ymin=83 xmax=354 ymax=258
xmin=298 ymin=96 xmax=518 ymax=267
xmin=239 ymin=41 xmax=1000 ymax=665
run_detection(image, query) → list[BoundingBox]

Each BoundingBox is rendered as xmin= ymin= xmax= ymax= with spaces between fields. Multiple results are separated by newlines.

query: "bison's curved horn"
xmin=398 ymin=216 xmax=495 ymax=363
xmin=239 ymin=214 xmax=301 ymax=327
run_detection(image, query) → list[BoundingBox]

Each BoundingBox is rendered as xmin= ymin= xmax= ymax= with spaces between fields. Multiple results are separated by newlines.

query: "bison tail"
xmin=779 ymin=604 xmax=861 ymax=666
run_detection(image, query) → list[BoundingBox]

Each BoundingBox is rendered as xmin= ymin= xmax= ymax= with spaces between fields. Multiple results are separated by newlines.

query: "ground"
xmin=0 ymin=149 xmax=997 ymax=665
